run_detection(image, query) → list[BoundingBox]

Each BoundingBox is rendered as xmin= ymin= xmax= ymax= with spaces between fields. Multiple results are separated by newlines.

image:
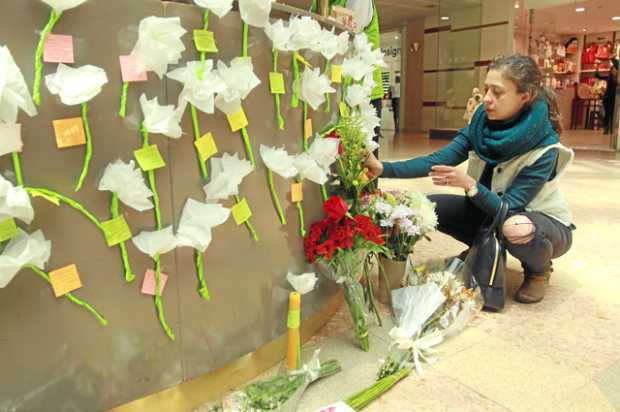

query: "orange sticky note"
xmin=227 ymin=108 xmax=249 ymax=132
xmin=331 ymin=65 xmax=342 ymax=83
xmin=49 ymin=264 xmax=83 ymax=298
xmin=53 ymin=118 xmax=86 ymax=149
xmin=44 ymin=34 xmax=74 ymax=64
xmin=232 ymin=198 xmax=252 ymax=225
xmin=304 ymin=118 xmax=313 ymax=139
xmin=119 ymin=55 xmax=148 ymax=82
xmin=291 ymin=183 xmax=303 ymax=203
xmin=141 ymin=269 xmax=169 ymax=296
xmin=194 ymin=132 xmax=218 ymax=161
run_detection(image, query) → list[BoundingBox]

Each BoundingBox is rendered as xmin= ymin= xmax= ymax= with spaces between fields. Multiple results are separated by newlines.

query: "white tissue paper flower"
xmin=40 ymin=0 xmax=88 ymax=12
xmin=167 ymin=60 xmax=226 ymax=119
xmin=98 ymin=159 xmax=154 ymax=212
xmin=215 ymin=57 xmax=261 ymax=115
xmin=293 ymin=153 xmax=328 ymax=185
xmin=300 ymin=68 xmax=335 ymax=111
xmin=176 ymin=198 xmax=230 ymax=252
xmin=129 ymin=16 xmax=186 ymax=78
xmin=287 ymin=16 xmax=323 ymax=51
xmin=45 ymin=64 xmax=108 ymax=106
xmin=204 ymin=153 xmax=254 ymax=201
xmin=317 ymin=29 xmax=349 ymax=60
xmin=0 ymin=174 xmax=34 ymax=224
xmin=358 ymin=101 xmax=380 ymax=140
xmin=193 ymin=0 xmax=233 ymax=18
xmin=132 ymin=226 xmax=178 ymax=257
xmin=0 ymin=46 xmax=37 ymax=123
xmin=345 ymin=84 xmax=372 ymax=108
xmin=308 ymin=137 xmax=340 ymax=170
xmin=0 ymin=230 xmax=51 ymax=288
xmin=265 ymin=20 xmax=293 ymax=51
xmin=287 ymin=271 xmax=318 ymax=295
xmin=139 ymin=94 xmax=182 ymax=139
xmin=238 ymin=0 xmax=273 ymax=28
xmin=259 ymin=145 xmax=298 ymax=179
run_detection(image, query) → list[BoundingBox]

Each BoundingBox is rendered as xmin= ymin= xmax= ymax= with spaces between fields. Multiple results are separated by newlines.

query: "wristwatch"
xmin=466 ymin=183 xmax=479 ymax=198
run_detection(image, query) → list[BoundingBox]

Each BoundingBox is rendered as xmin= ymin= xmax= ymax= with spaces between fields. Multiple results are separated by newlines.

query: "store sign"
xmin=381 ymin=46 xmax=401 ymax=59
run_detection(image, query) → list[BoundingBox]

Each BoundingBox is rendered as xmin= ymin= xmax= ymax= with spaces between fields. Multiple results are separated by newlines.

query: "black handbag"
xmin=461 ymin=201 xmax=509 ymax=312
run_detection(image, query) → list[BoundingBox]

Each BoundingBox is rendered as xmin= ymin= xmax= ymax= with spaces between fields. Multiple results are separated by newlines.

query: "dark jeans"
xmin=392 ymin=98 xmax=400 ymax=131
xmin=603 ymin=99 xmax=615 ymax=133
xmin=371 ymin=98 xmax=382 ymax=159
xmin=429 ymin=194 xmax=573 ymax=274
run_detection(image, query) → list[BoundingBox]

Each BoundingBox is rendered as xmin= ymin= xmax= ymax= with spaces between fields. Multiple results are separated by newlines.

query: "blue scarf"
xmin=468 ymin=99 xmax=559 ymax=165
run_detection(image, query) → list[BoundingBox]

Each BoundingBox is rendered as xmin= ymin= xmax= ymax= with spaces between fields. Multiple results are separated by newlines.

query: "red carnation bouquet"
xmin=305 ymin=196 xmax=388 ymax=351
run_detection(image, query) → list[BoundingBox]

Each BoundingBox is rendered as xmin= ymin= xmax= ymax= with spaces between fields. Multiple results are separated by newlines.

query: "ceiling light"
xmin=582 ymin=28 xmax=587 ymax=32
xmin=576 ymin=7 xmax=585 ymax=12
xmin=612 ymin=16 xmax=620 ymax=21
xmin=514 ymin=3 xmax=519 ymax=8
xmin=441 ymin=16 xmax=450 ymax=21
xmin=394 ymin=35 xmax=399 ymax=39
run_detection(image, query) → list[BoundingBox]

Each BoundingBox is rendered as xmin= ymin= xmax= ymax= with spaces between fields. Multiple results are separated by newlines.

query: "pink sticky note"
xmin=44 ymin=34 xmax=74 ymax=64
xmin=119 ymin=55 xmax=148 ymax=82
xmin=141 ymin=269 xmax=169 ymax=296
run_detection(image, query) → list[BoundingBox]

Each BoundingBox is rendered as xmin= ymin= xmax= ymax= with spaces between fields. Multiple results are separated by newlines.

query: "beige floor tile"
xmin=547 ymin=382 xmax=617 ymax=412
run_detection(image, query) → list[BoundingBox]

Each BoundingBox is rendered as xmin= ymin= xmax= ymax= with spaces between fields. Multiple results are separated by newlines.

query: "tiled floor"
xmin=197 ymin=132 xmax=620 ymax=412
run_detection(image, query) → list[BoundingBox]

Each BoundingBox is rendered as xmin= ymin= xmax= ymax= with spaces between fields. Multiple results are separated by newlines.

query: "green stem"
xmin=240 ymin=127 xmax=256 ymax=167
xmin=295 ymin=200 xmax=306 ymax=238
xmin=153 ymin=253 xmax=175 ymax=340
xmin=190 ymin=104 xmax=209 ymax=180
xmin=234 ymin=195 xmax=259 ymax=242
xmin=25 ymin=187 xmax=102 ymax=230
xmin=140 ymin=124 xmax=162 ymax=230
xmin=242 ymin=22 xmax=249 ymax=57
xmin=266 ymin=169 xmax=286 ymax=225
xmin=197 ymin=10 xmax=209 ymax=79
xmin=111 ymin=192 xmax=135 ymax=283
xmin=324 ymin=60 xmax=331 ymax=113
xmin=75 ymin=103 xmax=93 ymax=192
xmin=303 ymin=102 xmax=309 ymax=151
xmin=345 ymin=368 xmax=411 ymax=411
xmin=291 ymin=53 xmax=300 ymax=108
xmin=119 ymin=82 xmax=129 ymax=118
xmin=12 ymin=152 xmax=24 ymax=186
xmin=320 ymin=184 xmax=329 ymax=201
xmin=27 ymin=265 xmax=107 ymax=326
xmin=273 ymin=49 xmax=285 ymax=130
xmin=33 ymin=10 xmax=62 ymax=106
xmin=196 ymin=250 xmax=210 ymax=300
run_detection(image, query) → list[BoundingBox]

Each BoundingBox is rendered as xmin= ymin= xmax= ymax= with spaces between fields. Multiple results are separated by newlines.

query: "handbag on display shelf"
xmin=460 ymin=201 xmax=509 ymax=312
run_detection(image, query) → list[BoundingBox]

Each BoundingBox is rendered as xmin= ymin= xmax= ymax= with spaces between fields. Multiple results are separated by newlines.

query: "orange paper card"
xmin=304 ymin=118 xmax=313 ymax=139
xmin=49 ymin=264 xmax=83 ymax=297
xmin=291 ymin=183 xmax=303 ymax=202
xmin=53 ymin=118 xmax=85 ymax=149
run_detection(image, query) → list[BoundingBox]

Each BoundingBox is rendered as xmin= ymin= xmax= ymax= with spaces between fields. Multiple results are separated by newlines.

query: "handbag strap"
xmin=489 ymin=201 xmax=509 ymax=240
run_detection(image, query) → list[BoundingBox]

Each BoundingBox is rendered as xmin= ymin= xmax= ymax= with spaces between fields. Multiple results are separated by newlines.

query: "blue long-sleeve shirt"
xmin=381 ymin=131 xmax=559 ymax=217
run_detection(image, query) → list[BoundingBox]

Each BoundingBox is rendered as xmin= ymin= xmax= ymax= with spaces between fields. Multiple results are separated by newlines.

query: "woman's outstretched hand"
xmin=365 ymin=152 xmax=383 ymax=178
xmin=429 ymin=165 xmax=476 ymax=191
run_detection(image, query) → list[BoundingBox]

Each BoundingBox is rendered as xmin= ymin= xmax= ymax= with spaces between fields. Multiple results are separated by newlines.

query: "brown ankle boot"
xmin=514 ymin=269 xmax=552 ymax=304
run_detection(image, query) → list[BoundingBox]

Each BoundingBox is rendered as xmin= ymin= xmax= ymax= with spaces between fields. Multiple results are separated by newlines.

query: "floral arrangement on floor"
xmin=304 ymin=195 xmax=387 ymax=351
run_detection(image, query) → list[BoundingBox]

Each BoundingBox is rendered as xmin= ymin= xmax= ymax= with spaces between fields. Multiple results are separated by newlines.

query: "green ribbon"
xmin=190 ymin=104 xmax=209 ymax=180
xmin=33 ymin=10 xmax=62 ymax=106
xmin=294 ymin=179 xmax=306 ymax=238
xmin=291 ymin=53 xmax=301 ymax=108
xmin=266 ymin=169 xmax=286 ymax=225
xmin=154 ymin=253 xmax=175 ymax=340
xmin=273 ymin=49 xmax=285 ymax=130
xmin=234 ymin=195 xmax=259 ymax=242
xmin=141 ymin=125 xmax=162 ymax=229
xmin=27 ymin=264 xmax=107 ymax=326
xmin=196 ymin=250 xmax=210 ymax=300
xmin=303 ymin=102 xmax=309 ymax=151
xmin=240 ymin=126 xmax=256 ymax=167
xmin=25 ymin=187 xmax=102 ymax=230
xmin=111 ymin=192 xmax=135 ymax=283
xmin=12 ymin=152 xmax=24 ymax=187
xmin=75 ymin=103 xmax=93 ymax=192
xmin=119 ymin=82 xmax=129 ymax=118
xmin=242 ymin=22 xmax=249 ymax=58
xmin=324 ymin=60 xmax=332 ymax=113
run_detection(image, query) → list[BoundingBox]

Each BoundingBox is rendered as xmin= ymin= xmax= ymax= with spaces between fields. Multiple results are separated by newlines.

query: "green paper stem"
xmin=320 ymin=184 xmax=329 ymax=201
xmin=25 ymin=187 xmax=102 ymax=230
xmin=141 ymin=124 xmax=162 ymax=230
xmin=295 ymin=197 xmax=306 ymax=238
xmin=190 ymin=104 xmax=209 ymax=181
xmin=291 ymin=53 xmax=300 ymax=108
xmin=27 ymin=265 xmax=107 ymax=326
xmin=242 ymin=22 xmax=249 ymax=57
xmin=266 ymin=169 xmax=286 ymax=225
xmin=303 ymin=102 xmax=309 ymax=152
xmin=196 ymin=250 xmax=210 ymax=300
xmin=324 ymin=60 xmax=332 ymax=113
xmin=234 ymin=195 xmax=259 ymax=242
xmin=111 ymin=192 xmax=135 ymax=283
xmin=273 ymin=49 xmax=285 ymax=130
xmin=33 ymin=10 xmax=62 ymax=106
xmin=197 ymin=10 xmax=209 ymax=79
xmin=12 ymin=152 xmax=24 ymax=186
xmin=75 ymin=103 xmax=93 ymax=192
xmin=240 ymin=127 xmax=256 ymax=167
xmin=153 ymin=253 xmax=175 ymax=340
xmin=119 ymin=82 xmax=129 ymax=118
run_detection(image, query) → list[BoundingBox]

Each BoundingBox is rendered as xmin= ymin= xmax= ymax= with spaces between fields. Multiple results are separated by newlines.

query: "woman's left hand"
xmin=429 ymin=165 xmax=476 ymax=191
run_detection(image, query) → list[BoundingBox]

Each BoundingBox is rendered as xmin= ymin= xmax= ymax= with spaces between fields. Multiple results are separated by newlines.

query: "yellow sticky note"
xmin=339 ymin=102 xmax=350 ymax=117
xmin=304 ymin=118 xmax=313 ymax=139
xmin=331 ymin=65 xmax=342 ymax=83
xmin=53 ymin=117 xmax=85 ymax=148
xmin=194 ymin=132 xmax=218 ymax=161
xmin=101 ymin=215 xmax=132 ymax=247
xmin=49 ymin=264 xmax=83 ymax=298
xmin=269 ymin=72 xmax=286 ymax=94
xmin=134 ymin=144 xmax=166 ymax=172
xmin=227 ymin=108 xmax=249 ymax=132
xmin=232 ymin=198 xmax=252 ymax=225
xmin=291 ymin=183 xmax=303 ymax=203
xmin=193 ymin=30 xmax=218 ymax=53
xmin=30 ymin=190 xmax=60 ymax=206
xmin=0 ymin=218 xmax=18 ymax=242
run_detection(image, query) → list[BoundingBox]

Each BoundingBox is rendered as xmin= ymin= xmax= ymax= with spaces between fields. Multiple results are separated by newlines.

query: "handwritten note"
xmin=269 ymin=72 xmax=286 ymax=94
xmin=49 ymin=264 xmax=83 ymax=298
xmin=0 ymin=218 xmax=18 ymax=242
xmin=134 ymin=144 xmax=166 ymax=172
xmin=193 ymin=30 xmax=218 ymax=53
xmin=141 ymin=269 xmax=169 ymax=296
xmin=101 ymin=215 xmax=132 ymax=247
xmin=194 ymin=132 xmax=218 ymax=161
xmin=119 ymin=55 xmax=148 ymax=82
xmin=53 ymin=118 xmax=86 ymax=149
xmin=232 ymin=198 xmax=252 ymax=225
xmin=44 ymin=34 xmax=74 ymax=64
xmin=227 ymin=108 xmax=249 ymax=132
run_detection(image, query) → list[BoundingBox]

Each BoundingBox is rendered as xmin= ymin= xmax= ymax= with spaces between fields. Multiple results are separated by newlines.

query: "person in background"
xmin=391 ymin=76 xmax=401 ymax=132
xmin=596 ymin=58 xmax=618 ymax=134
xmin=365 ymin=55 xmax=575 ymax=304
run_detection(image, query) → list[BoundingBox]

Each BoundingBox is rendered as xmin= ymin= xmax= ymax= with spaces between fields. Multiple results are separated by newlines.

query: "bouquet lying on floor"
xmin=377 ymin=261 xmax=477 ymax=379
xmin=207 ymin=351 xmax=341 ymax=412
